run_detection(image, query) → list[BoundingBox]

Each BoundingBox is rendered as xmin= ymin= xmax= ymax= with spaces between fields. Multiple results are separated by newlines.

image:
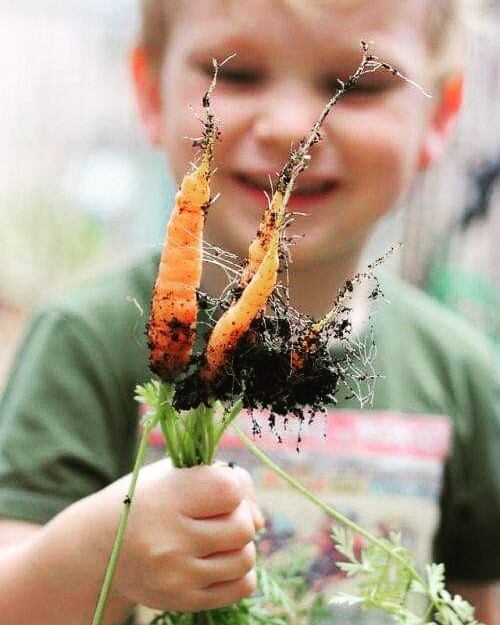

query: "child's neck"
xmin=285 ymin=252 xmax=363 ymax=319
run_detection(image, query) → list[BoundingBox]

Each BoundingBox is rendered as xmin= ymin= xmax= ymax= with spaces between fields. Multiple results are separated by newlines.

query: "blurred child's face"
xmin=153 ymin=0 xmax=439 ymax=267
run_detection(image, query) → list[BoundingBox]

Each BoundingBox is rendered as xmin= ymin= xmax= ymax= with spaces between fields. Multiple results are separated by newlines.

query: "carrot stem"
xmin=158 ymin=391 xmax=241 ymax=468
xmin=160 ymin=407 xmax=181 ymax=467
xmin=213 ymin=399 xmax=243 ymax=449
xmin=91 ymin=409 xmax=162 ymax=625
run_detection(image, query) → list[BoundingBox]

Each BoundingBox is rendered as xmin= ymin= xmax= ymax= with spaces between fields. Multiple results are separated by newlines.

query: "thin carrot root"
xmin=290 ymin=297 xmax=341 ymax=371
xmin=290 ymin=254 xmax=392 ymax=372
xmin=201 ymin=228 xmax=281 ymax=384
xmin=241 ymin=190 xmax=285 ymax=286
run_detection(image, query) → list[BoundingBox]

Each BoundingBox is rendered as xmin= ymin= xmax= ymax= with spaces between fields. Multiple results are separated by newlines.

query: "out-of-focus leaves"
xmin=0 ymin=185 xmax=103 ymax=306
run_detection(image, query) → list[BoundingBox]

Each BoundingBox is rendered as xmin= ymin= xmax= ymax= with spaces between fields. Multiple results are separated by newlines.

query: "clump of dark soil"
xmin=172 ymin=292 xmax=360 ymax=422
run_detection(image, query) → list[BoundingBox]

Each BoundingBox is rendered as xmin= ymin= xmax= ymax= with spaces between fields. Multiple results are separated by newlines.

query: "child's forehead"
xmin=174 ymin=0 xmax=428 ymax=71
xmin=176 ymin=0 xmax=429 ymax=32
xmin=174 ymin=0 xmax=428 ymax=45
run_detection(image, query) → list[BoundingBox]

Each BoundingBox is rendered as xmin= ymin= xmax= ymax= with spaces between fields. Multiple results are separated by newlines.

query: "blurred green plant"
xmin=0 ymin=185 xmax=103 ymax=307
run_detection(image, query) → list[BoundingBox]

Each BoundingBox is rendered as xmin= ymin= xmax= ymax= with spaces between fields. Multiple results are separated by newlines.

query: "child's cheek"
xmin=334 ymin=98 xmax=426 ymax=188
xmin=211 ymin=95 xmax=258 ymax=155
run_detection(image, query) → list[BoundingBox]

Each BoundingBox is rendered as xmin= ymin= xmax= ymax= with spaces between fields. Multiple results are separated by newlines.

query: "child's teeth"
xmin=241 ymin=175 xmax=262 ymax=189
xmin=297 ymin=182 xmax=331 ymax=194
xmin=239 ymin=174 xmax=334 ymax=195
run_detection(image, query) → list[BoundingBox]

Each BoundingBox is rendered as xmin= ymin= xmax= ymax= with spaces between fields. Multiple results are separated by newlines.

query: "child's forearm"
xmin=0 ymin=499 xmax=134 ymax=625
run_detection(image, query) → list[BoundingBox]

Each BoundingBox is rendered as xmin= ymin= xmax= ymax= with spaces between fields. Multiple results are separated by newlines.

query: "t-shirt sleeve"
xmin=0 ymin=306 xmax=136 ymax=524
xmin=433 ymin=341 xmax=500 ymax=582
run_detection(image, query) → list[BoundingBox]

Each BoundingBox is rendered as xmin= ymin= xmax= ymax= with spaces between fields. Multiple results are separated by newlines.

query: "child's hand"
xmin=96 ymin=460 xmax=264 ymax=613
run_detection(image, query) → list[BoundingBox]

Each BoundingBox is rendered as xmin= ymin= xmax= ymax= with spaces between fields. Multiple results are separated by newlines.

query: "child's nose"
xmin=253 ymin=82 xmax=320 ymax=152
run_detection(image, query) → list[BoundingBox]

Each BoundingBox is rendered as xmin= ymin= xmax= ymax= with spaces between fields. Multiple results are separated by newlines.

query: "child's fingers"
xmin=229 ymin=465 xmax=265 ymax=530
xmin=194 ymin=569 xmax=258 ymax=611
xmin=215 ymin=461 xmax=264 ymax=528
xmin=185 ymin=499 xmax=257 ymax=557
xmin=195 ymin=541 xmax=256 ymax=587
xmin=172 ymin=465 xmax=243 ymax=519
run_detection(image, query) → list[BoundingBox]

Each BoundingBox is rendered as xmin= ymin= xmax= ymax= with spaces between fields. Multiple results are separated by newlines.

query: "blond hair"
xmin=138 ymin=0 xmax=466 ymax=78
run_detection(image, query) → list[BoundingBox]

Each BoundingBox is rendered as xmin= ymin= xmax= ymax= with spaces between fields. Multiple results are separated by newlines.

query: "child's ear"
xmin=130 ymin=46 xmax=164 ymax=147
xmin=418 ymin=73 xmax=463 ymax=170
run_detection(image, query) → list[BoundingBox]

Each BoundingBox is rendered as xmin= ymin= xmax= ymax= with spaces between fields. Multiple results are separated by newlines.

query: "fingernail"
xmin=254 ymin=509 xmax=265 ymax=530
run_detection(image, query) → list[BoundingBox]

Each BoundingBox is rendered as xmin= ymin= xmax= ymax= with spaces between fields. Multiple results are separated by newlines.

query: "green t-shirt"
xmin=0 ymin=253 xmax=499 ymax=591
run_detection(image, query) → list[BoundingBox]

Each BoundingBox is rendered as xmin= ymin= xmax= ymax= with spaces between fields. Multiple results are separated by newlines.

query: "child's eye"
xmin=218 ymin=67 xmax=263 ymax=85
xmin=320 ymin=76 xmax=397 ymax=100
xmin=199 ymin=62 xmax=263 ymax=86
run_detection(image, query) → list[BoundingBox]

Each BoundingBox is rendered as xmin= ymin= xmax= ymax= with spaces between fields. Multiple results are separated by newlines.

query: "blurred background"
xmin=1 ymin=0 xmax=499 ymax=387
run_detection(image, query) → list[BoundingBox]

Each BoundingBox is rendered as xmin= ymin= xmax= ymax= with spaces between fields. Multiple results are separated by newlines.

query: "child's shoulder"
xmin=24 ymin=253 xmax=159 ymax=386
xmin=38 ymin=252 xmax=159 ymax=334
xmin=379 ymin=271 xmax=496 ymax=368
xmin=372 ymin=272 xmax=498 ymax=418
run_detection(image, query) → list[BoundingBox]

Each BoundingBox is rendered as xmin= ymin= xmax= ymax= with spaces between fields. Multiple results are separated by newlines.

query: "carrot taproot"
xmin=147 ymin=57 xmax=223 ymax=381
xmin=201 ymin=227 xmax=281 ymax=383
xmin=147 ymin=154 xmax=211 ymax=380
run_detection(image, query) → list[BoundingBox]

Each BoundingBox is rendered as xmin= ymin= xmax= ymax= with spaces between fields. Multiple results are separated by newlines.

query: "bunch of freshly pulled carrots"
xmin=91 ymin=46 xmax=483 ymax=625
xmin=147 ymin=47 xmax=384 ymax=421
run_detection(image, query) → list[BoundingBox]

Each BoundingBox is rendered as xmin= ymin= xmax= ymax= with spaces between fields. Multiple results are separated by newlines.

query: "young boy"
xmin=0 ymin=1 xmax=498 ymax=624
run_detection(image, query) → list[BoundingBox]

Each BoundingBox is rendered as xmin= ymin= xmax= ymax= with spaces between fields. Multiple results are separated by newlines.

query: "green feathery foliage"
xmin=330 ymin=527 xmax=484 ymax=625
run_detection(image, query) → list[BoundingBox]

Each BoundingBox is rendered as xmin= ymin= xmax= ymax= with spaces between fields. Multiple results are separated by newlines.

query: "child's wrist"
xmin=61 ymin=490 xmax=138 ymax=621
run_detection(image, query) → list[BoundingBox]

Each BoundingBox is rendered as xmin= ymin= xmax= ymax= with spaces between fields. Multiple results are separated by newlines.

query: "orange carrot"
xmin=147 ymin=155 xmax=211 ymax=380
xmin=290 ymin=320 xmax=323 ymax=372
xmin=241 ymin=189 xmax=285 ymax=286
xmin=202 ymin=228 xmax=281 ymax=383
xmin=147 ymin=60 xmax=224 ymax=381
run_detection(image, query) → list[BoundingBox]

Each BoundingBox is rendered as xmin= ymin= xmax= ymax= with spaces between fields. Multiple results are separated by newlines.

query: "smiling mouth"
xmin=232 ymin=173 xmax=339 ymax=204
